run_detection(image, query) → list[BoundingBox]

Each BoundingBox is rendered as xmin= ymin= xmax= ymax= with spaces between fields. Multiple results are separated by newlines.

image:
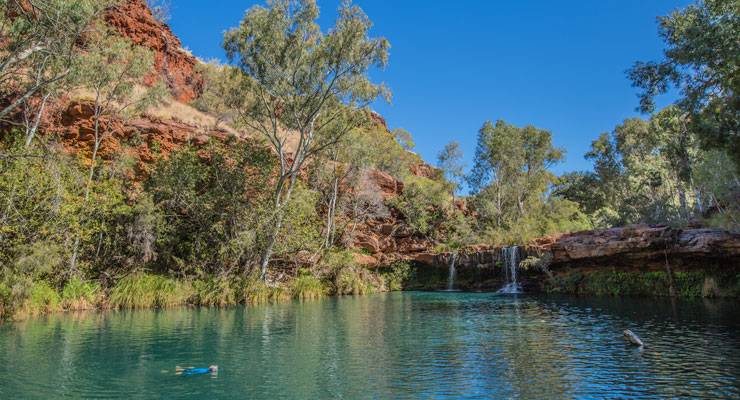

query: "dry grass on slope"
xmin=68 ymin=86 xmax=245 ymax=138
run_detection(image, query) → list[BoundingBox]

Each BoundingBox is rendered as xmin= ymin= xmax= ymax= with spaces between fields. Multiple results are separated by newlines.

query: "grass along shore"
xmin=0 ymin=263 xmax=411 ymax=322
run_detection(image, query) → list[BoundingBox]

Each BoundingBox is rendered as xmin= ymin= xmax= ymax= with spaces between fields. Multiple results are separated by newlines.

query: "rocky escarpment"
xmin=541 ymin=225 xmax=739 ymax=265
xmin=412 ymin=225 xmax=740 ymax=296
xmin=43 ymin=100 xmax=236 ymax=176
xmin=105 ymin=0 xmax=203 ymax=102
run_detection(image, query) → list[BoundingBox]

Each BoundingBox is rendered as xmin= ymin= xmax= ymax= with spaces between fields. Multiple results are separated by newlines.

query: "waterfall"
xmin=445 ymin=253 xmax=458 ymax=291
xmin=497 ymin=246 xmax=522 ymax=294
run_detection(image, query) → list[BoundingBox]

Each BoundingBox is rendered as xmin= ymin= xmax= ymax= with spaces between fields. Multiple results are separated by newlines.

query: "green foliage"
xmin=557 ymin=108 xmax=739 ymax=230
xmin=381 ymin=261 xmax=411 ymax=292
xmin=693 ymin=150 xmax=740 ymax=230
xmin=0 ymin=137 xmax=138 ymax=279
xmin=223 ymin=0 xmax=392 ymax=275
xmin=61 ymin=277 xmax=100 ymax=310
xmin=467 ymin=120 xmax=587 ymax=244
xmin=629 ymin=0 xmax=740 ymax=170
xmin=392 ymin=128 xmax=415 ymax=152
xmin=12 ymin=242 xmax=65 ymax=281
xmin=0 ymin=282 xmax=12 ymax=320
xmin=389 ymin=175 xmax=453 ymax=238
xmin=351 ymin=121 xmax=421 ymax=180
xmin=73 ymin=33 xmax=161 ymax=120
xmin=437 ymin=141 xmax=465 ymax=194
xmin=191 ymin=278 xmax=240 ymax=307
xmin=0 ymin=0 xmax=116 ymax=121
xmin=273 ymin=182 xmax=323 ymax=256
xmin=109 ymin=274 xmax=192 ymax=309
xmin=147 ymin=142 xmax=274 ymax=275
xmin=320 ymin=249 xmax=357 ymax=270
xmin=519 ymin=253 xmax=553 ymax=274
xmin=192 ymin=61 xmax=244 ymax=128
xmin=291 ymin=269 xmax=327 ymax=300
xmin=27 ymin=281 xmax=61 ymax=315
xmin=334 ymin=267 xmax=379 ymax=295
xmin=242 ymin=278 xmax=290 ymax=304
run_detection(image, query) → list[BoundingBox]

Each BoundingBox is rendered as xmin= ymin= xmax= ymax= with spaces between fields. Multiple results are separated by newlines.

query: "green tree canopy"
xmin=628 ymin=0 xmax=740 ymax=169
xmin=223 ymin=0 xmax=390 ymax=278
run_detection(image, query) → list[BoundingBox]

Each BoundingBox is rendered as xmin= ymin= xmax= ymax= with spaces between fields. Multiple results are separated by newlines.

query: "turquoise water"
xmin=0 ymin=292 xmax=738 ymax=399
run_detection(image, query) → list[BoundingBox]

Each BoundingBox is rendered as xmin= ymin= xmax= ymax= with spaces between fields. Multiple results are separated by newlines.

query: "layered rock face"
xmin=348 ymin=169 xmax=438 ymax=266
xmin=412 ymin=225 xmax=740 ymax=295
xmin=45 ymin=100 xmax=235 ymax=176
xmin=29 ymin=0 xmax=224 ymax=176
xmin=105 ymin=0 xmax=203 ymax=102
xmin=544 ymin=225 xmax=740 ymax=266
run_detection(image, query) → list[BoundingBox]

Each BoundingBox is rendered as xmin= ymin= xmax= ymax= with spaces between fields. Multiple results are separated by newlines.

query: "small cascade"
xmin=497 ymin=246 xmax=522 ymax=294
xmin=446 ymin=253 xmax=458 ymax=291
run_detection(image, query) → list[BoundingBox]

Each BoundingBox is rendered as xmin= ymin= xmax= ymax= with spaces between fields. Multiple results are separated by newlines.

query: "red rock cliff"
xmin=105 ymin=0 xmax=203 ymax=102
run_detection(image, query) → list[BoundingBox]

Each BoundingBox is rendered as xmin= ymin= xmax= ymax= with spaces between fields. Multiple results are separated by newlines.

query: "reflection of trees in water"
xmin=488 ymin=297 xmax=574 ymax=398
xmin=537 ymin=295 xmax=740 ymax=398
xmin=0 ymin=295 xmax=739 ymax=398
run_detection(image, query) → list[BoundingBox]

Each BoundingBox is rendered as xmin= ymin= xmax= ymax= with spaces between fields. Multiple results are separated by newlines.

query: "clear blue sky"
xmin=169 ymin=0 xmax=689 ymax=175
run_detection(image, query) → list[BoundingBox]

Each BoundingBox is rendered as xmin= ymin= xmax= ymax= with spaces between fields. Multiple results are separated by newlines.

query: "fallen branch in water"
xmin=623 ymin=329 xmax=645 ymax=347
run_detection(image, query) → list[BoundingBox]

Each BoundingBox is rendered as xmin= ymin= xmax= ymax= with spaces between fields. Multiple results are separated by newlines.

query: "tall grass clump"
xmin=61 ymin=277 xmax=100 ymax=310
xmin=334 ymin=266 xmax=380 ymax=295
xmin=109 ymin=274 xmax=192 ymax=309
xmin=191 ymin=278 xmax=239 ymax=307
xmin=242 ymin=276 xmax=290 ymax=304
xmin=291 ymin=269 xmax=327 ymax=301
xmin=0 ymin=282 xmax=12 ymax=320
xmin=26 ymin=281 xmax=61 ymax=316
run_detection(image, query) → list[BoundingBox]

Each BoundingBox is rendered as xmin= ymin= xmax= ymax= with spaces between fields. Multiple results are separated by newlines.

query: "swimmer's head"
xmin=209 ymin=365 xmax=218 ymax=372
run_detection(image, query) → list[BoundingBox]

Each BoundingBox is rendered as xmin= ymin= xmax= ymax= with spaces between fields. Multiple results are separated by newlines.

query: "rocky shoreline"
xmin=410 ymin=225 xmax=740 ymax=297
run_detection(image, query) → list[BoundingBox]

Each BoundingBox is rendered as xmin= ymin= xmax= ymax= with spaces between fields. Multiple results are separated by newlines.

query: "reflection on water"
xmin=0 ymin=293 xmax=738 ymax=399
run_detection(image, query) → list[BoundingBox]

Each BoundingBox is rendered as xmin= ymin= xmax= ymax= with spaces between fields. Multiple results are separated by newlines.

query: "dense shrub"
xmin=146 ymin=142 xmax=274 ymax=276
xmin=381 ymin=261 xmax=412 ymax=292
xmin=389 ymin=176 xmax=454 ymax=239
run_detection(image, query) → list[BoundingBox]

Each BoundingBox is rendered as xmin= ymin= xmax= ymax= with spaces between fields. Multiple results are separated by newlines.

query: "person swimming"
xmin=176 ymin=365 xmax=218 ymax=376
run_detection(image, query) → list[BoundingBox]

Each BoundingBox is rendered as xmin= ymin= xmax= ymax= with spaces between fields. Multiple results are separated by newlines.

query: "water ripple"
xmin=0 ymin=293 xmax=738 ymax=399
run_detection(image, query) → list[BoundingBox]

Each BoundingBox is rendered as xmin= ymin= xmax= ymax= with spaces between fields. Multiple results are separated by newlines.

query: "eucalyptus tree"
xmin=437 ymin=141 xmax=465 ymax=196
xmin=311 ymin=116 xmax=366 ymax=249
xmin=469 ymin=120 xmax=563 ymax=228
xmin=392 ymin=128 xmax=415 ymax=152
xmin=629 ymin=0 xmax=740 ymax=170
xmin=0 ymin=0 xmax=115 ymax=125
xmin=74 ymin=34 xmax=162 ymax=200
xmin=223 ymin=0 xmax=390 ymax=279
xmin=192 ymin=61 xmax=243 ymax=129
xmin=67 ymin=34 xmax=164 ymax=273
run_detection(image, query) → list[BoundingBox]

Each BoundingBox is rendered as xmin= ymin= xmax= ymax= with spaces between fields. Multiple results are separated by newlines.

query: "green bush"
xmin=334 ymin=266 xmax=379 ymax=295
xmin=321 ymin=249 xmax=357 ymax=270
xmin=0 ymin=282 xmax=13 ymax=320
xmin=146 ymin=143 xmax=274 ymax=276
xmin=27 ymin=281 xmax=61 ymax=315
xmin=389 ymin=175 xmax=452 ymax=239
xmin=381 ymin=261 xmax=411 ymax=292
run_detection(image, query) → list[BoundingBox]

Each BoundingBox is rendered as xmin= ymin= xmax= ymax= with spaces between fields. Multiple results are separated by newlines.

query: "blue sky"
xmin=169 ymin=0 xmax=689 ymax=175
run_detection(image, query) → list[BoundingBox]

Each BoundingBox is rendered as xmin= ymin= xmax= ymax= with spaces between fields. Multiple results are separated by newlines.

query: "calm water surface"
xmin=0 ymin=292 xmax=738 ymax=399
